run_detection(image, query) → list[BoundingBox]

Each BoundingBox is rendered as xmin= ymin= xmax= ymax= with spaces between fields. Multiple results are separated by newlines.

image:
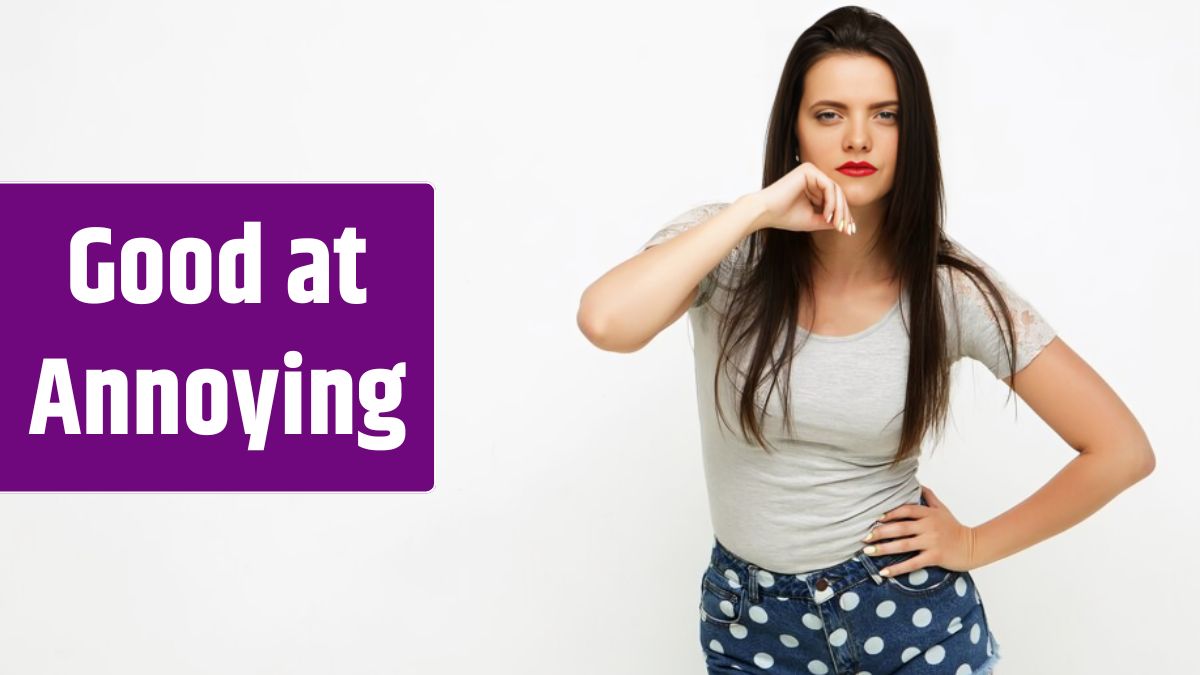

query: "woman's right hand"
xmin=751 ymin=162 xmax=856 ymax=236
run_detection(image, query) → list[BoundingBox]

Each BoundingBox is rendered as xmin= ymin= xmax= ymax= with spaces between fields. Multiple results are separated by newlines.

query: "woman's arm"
xmin=577 ymin=194 xmax=765 ymax=353
xmin=967 ymin=336 xmax=1156 ymax=569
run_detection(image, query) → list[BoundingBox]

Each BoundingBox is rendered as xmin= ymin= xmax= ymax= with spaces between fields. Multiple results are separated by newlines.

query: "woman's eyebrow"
xmin=809 ymin=99 xmax=899 ymax=110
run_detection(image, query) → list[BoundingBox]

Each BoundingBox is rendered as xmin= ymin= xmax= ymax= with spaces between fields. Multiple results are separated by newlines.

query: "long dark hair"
xmin=713 ymin=5 xmax=1023 ymax=470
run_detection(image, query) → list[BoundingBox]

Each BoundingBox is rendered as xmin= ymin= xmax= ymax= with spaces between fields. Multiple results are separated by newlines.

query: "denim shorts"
xmin=698 ymin=495 xmax=1001 ymax=674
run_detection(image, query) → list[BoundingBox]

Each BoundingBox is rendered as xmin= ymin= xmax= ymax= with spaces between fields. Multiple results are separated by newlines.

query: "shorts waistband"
xmin=707 ymin=494 xmax=928 ymax=605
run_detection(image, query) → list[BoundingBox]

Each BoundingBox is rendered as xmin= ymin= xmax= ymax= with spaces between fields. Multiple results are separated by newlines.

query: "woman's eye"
xmin=816 ymin=111 xmax=899 ymax=121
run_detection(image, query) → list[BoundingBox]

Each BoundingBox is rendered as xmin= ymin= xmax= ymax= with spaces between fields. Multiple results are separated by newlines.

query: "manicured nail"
xmin=838 ymin=217 xmax=844 ymax=232
xmin=826 ymin=211 xmax=832 ymax=223
xmin=880 ymin=568 xmax=890 ymax=577
xmin=863 ymin=546 xmax=876 ymax=555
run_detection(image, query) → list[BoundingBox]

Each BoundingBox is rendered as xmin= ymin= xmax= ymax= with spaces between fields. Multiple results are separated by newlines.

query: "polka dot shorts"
xmin=698 ymin=498 xmax=1001 ymax=674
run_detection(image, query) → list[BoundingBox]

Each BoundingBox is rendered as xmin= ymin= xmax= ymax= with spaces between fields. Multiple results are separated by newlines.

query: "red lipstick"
xmin=837 ymin=161 xmax=877 ymax=177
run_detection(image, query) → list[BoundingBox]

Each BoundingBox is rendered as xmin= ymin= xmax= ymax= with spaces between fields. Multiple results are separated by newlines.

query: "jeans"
xmin=698 ymin=495 xmax=1001 ymax=674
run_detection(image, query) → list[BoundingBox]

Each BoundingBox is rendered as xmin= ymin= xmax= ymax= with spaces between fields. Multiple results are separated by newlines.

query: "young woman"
xmin=577 ymin=6 xmax=1154 ymax=674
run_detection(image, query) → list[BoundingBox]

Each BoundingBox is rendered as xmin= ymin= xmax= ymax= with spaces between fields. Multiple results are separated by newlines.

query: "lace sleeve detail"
xmin=639 ymin=202 xmax=736 ymax=309
xmin=944 ymin=235 xmax=1057 ymax=380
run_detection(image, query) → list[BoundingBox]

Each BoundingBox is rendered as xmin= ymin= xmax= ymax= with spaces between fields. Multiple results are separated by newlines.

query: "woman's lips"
xmin=837 ymin=166 xmax=877 ymax=176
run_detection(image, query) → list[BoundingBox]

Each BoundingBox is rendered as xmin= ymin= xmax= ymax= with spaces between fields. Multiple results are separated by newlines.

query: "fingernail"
xmin=863 ymin=546 xmax=876 ymax=555
xmin=838 ymin=217 xmax=844 ymax=232
xmin=826 ymin=212 xmax=832 ymax=223
xmin=880 ymin=568 xmax=890 ymax=577
xmin=862 ymin=531 xmax=873 ymax=542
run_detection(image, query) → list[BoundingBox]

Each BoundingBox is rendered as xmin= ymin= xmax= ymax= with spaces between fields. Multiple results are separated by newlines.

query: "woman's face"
xmin=795 ymin=53 xmax=900 ymax=209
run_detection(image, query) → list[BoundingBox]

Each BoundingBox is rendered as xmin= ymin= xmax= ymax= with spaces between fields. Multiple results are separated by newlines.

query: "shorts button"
xmin=815 ymin=578 xmax=829 ymax=591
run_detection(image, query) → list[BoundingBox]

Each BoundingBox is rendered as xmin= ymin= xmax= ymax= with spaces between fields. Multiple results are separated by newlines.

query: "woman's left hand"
xmin=862 ymin=485 xmax=977 ymax=575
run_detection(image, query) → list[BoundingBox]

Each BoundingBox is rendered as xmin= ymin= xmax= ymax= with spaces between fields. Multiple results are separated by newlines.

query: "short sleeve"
xmin=944 ymin=236 xmax=1057 ymax=380
xmin=639 ymin=202 xmax=735 ymax=309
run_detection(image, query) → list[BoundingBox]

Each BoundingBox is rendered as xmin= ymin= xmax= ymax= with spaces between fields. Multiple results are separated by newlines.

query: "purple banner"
xmin=1 ymin=183 xmax=434 ymax=491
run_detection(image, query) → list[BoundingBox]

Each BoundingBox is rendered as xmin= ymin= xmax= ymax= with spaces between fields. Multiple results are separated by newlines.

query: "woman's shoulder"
xmin=641 ymin=201 xmax=734 ymax=249
xmin=936 ymin=233 xmax=1057 ymax=379
xmin=639 ymin=201 xmax=741 ymax=311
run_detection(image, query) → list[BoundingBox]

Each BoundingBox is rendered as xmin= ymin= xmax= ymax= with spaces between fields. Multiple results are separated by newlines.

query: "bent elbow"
xmin=1137 ymin=448 xmax=1156 ymax=478
xmin=576 ymin=308 xmax=649 ymax=353
xmin=1122 ymin=446 xmax=1156 ymax=484
xmin=576 ymin=302 xmax=627 ymax=352
xmin=577 ymin=302 xmax=603 ymax=344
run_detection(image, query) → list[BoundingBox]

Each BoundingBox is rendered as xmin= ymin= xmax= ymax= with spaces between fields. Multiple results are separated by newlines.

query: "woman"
xmin=577 ymin=6 xmax=1154 ymax=674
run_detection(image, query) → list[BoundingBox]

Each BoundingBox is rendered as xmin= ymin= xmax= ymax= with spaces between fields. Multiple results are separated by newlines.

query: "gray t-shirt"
xmin=640 ymin=201 xmax=1057 ymax=573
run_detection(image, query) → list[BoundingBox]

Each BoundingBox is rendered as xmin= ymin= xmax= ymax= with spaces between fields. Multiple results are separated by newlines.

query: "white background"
xmin=1 ymin=1 xmax=1195 ymax=673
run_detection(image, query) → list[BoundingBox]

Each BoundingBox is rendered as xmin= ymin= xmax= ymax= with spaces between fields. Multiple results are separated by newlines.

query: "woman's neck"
xmin=809 ymin=199 xmax=894 ymax=291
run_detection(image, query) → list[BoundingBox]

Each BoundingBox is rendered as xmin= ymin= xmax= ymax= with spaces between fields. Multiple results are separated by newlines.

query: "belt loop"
xmin=860 ymin=552 xmax=884 ymax=585
xmin=746 ymin=564 xmax=760 ymax=604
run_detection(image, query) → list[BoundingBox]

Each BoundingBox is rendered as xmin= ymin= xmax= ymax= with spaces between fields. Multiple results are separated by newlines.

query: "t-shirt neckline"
xmin=798 ymin=297 xmax=903 ymax=343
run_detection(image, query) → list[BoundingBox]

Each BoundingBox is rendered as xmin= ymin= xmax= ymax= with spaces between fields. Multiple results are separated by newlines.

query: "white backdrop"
xmin=0 ymin=1 xmax=1195 ymax=673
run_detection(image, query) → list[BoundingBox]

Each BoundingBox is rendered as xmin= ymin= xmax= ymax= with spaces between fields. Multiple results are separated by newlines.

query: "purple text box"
xmin=1 ymin=183 xmax=433 ymax=491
